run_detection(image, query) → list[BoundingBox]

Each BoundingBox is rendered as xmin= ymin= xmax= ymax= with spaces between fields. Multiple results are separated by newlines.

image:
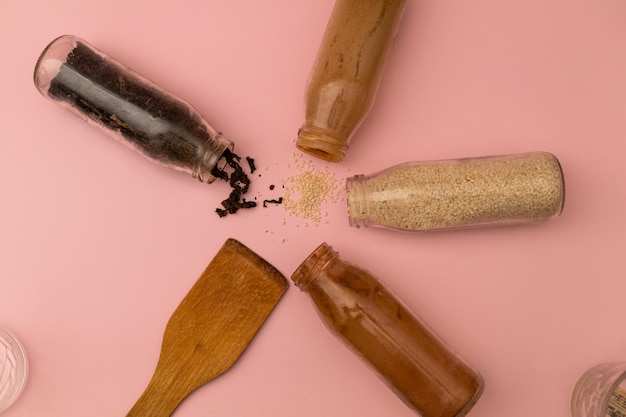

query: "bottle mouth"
xmin=0 ymin=328 xmax=28 ymax=412
xmin=551 ymin=153 xmax=566 ymax=217
xmin=346 ymin=174 xmax=370 ymax=228
xmin=194 ymin=133 xmax=234 ymax=183
xmin=296 ymin=127 xmax=346 ymax=163
xmin=291 ymin=242 xmax=338 ymax=290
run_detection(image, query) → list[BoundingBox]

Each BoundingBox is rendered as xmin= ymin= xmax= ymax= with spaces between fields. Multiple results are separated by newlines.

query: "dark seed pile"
xmin=213 ymin=149 xmax=257 ymax=217
xmin=212 ymin=151 xmax=285 ymax=217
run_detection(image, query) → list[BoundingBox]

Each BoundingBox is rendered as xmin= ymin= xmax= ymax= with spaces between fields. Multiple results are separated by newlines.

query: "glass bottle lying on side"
xmin=0 ymin=328 xmax=27 ymax=413
xmin=346 ymin=151 xmax=565 ymax=231
xmin=571 ymin=362 xmax=626 ymax=417
xmin=33 ymin=35 xmax=233 ymax=184
xmin=296 ymin=0 xmax=408 ymax=162
xmin=292 ymin=242 xmax=484 ymax=417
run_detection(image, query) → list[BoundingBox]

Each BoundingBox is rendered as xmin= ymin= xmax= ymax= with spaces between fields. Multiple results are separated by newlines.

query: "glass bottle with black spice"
xmin=34 ymin=35 xmax=233 ymax=183
xmin=291 ymin=242 xmax=484 ymax=417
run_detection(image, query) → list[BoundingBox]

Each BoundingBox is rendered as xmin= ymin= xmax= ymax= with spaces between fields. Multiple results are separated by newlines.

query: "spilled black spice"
xmin=263 ymin=197 xmax=283 ymax=208
xmin=212 ymin=149 xmax=257 ymax=217
xmin=211 ymin=152 xmax=285 ymax=217
xmin=246 ymin=156 xmax=256 ymax=174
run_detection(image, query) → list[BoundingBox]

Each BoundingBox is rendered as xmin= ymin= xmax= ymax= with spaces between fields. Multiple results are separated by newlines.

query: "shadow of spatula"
xmin=126 ymin=238 xmax=288 ymax=417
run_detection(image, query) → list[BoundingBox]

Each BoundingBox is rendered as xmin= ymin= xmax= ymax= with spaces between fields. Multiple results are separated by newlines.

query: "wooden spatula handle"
xmin=126 ymin=370 xmax=190 ymax=417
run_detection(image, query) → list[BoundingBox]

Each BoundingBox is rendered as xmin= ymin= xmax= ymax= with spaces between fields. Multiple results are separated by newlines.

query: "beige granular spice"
xmin=348 ymin=152 xmax=565 ymax=231
xmin=280 ymin=156 xmax=343 ymax=225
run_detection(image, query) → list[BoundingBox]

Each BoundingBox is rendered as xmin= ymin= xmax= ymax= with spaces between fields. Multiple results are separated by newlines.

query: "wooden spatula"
xmin=126 ymin=238 xmax=288 ymax=417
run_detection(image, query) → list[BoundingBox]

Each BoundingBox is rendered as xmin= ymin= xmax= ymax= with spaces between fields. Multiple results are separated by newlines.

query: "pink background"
xmin=2 ymin=1 xmax=626 ymax=416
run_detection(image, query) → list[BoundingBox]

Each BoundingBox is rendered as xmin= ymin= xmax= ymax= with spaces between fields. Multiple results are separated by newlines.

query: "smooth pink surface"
xmin=2 ymin=1 xmax=626 ymax=416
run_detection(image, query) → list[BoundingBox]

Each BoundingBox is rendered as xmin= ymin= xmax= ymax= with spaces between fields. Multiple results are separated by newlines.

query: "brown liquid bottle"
xmin=291 ymin=243 xmax=484 ymax=417
xmin=296 ymin=0 xmax=408 ymax=162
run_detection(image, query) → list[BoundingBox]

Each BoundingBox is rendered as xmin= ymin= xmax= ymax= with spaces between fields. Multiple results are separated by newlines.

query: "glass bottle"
xmin=291 ymin=242 xmax=484 ymax=417
xmin=347 ymin=151 xmax=565 ymax=232
xmin=296 ymin=0 xmax=408 ymax=162
xmin=0 ymin=327 xmax=27 ymax=413
xmin=34 ymin=35 xmax=233 ymax=184
xmin=571 ymin=363 xmax=626 ymax=417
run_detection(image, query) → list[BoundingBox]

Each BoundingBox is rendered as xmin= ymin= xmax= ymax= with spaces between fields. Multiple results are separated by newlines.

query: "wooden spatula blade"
xmin=126 ymin=238 xmax=288 ymax=417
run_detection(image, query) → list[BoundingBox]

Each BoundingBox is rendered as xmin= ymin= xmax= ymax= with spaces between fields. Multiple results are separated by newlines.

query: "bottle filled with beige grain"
xmin=296 ymin=0 xmax=408 ymax=162
xmin=347 ymin=152 xmax=565 ymax=232
xmin=291 ymin=242 xmax=484 ymax=417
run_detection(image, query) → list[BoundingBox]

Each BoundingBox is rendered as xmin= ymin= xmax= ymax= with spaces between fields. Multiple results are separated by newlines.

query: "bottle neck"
xmin=346 ymin=174 xmax=370 ymax=228
xmin=193 ymin=133 xmax=234 ymax=183
xmin=296 ymin=126 xmax=347 ymax=163
xmin=291 ymin=243 xmax=339 ymax=291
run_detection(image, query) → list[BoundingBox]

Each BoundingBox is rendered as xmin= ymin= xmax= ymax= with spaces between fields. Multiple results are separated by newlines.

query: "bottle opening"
xmin=550 ymin=153 xmax=566 ymax=217
xmin=195 ymin=134 xmax=234 ymax=184
xmin=296 ymin=127 xmax=346 ymax=163
xmin=291 ymin=242 xmax=338 ymax=290
xmin=0 ymin=328 xmax=27 ymax=412
xmin=346 ymin=174 xmax=370 ymax=228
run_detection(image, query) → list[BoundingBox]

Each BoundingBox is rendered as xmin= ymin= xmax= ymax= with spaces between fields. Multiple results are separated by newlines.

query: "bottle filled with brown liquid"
xmin=291 ymin=242 xmax=484 ymax=417
xmin=296 ymin=0 xmax=408 ymax=162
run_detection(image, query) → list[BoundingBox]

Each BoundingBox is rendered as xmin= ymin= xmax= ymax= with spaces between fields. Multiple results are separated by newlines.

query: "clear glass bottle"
xmin=291 ymin=242 xmax=484 ymax=417
xmin=347 ymin=151 xmax=565 ymax=231
xmin=571 ymin=363 xmax=626 ymax=417
xmin=0 ymin=327 xmax=27 ymax=413
xmin=296 ymin=0 xmax=408 ymax=162
xmin=34 ymin=35 xmax=233 ymax=183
